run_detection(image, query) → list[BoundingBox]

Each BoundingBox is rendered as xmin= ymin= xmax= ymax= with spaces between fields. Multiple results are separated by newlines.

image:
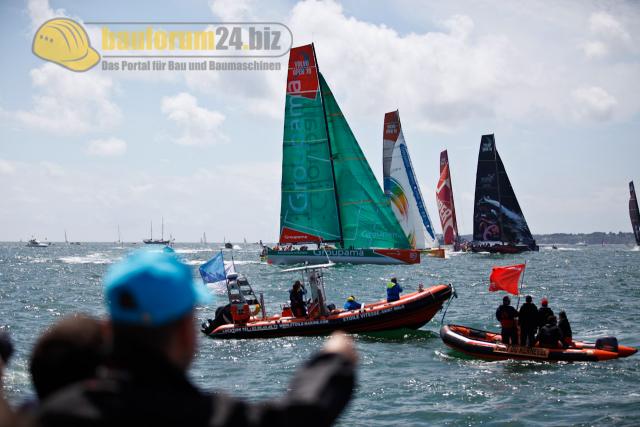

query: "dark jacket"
xmin=518 ymin=302 xmax=538 ymax=329
xmin=290 ymin=287 xmax=307 ymax=316
xmin=538 ymin=306 xmax=554 ymax=328
xmin=558 ymin=318 xmax=572 ymax=340
xmin=495 ymin=304 xmax=518 ymax=329
xmin=35 ymin=349 xmax=355 ymax=427
xmin=536 ymin=324 xmax=563 ymax=348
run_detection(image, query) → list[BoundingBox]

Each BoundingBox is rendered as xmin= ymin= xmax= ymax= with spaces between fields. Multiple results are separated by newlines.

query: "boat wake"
xmin=59 ymin=253 xmax=114 ymax=264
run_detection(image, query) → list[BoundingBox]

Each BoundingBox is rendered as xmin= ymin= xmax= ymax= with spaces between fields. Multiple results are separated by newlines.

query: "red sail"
xmin=436 ymin=150 xmax=459 ymax=245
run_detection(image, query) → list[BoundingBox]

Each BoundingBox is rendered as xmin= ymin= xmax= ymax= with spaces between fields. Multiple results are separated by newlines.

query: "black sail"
xmin=630 ymin=181 xmax=640 ymax=246
xmin=472 ymin=134 xmax=535 ymax=248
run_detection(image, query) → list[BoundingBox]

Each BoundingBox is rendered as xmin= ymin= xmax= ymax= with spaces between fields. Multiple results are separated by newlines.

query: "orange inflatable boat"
xmin=202 ymin=284 xmax=452 ymax=339
xmin=440 ymin=324 xmax=637 ymax=362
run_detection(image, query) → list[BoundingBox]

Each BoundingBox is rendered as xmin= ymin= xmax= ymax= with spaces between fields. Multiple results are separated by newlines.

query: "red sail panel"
xmin=436 ymin=151 xmax=459 ymax=245
xmin=286 ymin=44 xmax=318 ymax=100
xmin=383 ymin=111 xmax=401 ymax=143
xmin=279 ymin=226 xmax=323 ymax=243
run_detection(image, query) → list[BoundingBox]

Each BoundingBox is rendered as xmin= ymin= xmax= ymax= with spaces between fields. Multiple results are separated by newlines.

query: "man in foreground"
xmin=36 ymin=249 xmax=357 ymax=427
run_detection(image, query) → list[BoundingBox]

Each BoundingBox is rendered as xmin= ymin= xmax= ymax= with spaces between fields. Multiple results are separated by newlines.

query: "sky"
xmin=0 ymin=0 xmax=639 ymax=242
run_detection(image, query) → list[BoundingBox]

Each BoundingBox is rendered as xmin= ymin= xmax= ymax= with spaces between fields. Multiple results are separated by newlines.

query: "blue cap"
xmin=104 ymin=249 xmax=212 ymax=326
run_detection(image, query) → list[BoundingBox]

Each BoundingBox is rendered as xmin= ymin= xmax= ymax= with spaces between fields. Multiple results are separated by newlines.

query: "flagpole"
xmin=516 ymin=261 xmax=527 ymax=310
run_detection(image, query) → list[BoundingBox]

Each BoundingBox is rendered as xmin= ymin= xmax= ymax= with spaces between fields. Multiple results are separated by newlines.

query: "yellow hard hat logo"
xmin=32 ymin=18 xmax=100 ymax=72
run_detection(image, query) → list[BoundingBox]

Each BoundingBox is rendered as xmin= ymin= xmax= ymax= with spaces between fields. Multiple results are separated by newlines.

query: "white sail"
xmin=383 ymin=111 xmax=438 ymax=249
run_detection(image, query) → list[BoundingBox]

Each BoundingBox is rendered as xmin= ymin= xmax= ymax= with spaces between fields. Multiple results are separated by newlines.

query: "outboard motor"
xmin=595 ymin=336 xmax=619 ymax=353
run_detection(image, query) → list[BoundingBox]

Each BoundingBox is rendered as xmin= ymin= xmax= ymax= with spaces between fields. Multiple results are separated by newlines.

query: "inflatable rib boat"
xmin=440 ymin=324 xmax=637 ymax=362
xmin=202 ymin=285 xmax=452 ymax=339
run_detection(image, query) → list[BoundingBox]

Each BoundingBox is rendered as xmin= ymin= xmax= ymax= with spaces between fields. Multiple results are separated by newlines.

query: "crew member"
xmin=290 ymin=280 xmax=307 ymax=317
xmin=496 ymin=296 xmax=518 ymax=345
xmin=343 ymin=296 xmax=362 ymax=311
xmin=535 ymin=315 xmax=563 ymax=348
xmin=518 ymin=295 xmax=538 ymax=347
xmin=538 ymin=298 xmax=554 ymax=332
xmin=386 ymin=278 xmax=403 ymax=302
xmin=558 ymin=311 xmax=573 ymax=348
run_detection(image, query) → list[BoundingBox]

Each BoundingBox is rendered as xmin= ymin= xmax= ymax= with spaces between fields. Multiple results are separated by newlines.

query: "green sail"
xmin=279 ymin=46 xmax=341 ymax=244
xmin=319 ymin=73 xmax=410 ymax=249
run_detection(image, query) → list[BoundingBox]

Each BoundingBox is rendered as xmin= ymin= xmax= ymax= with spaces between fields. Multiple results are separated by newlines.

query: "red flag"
xmin=489 ymin=264 xmax=525 ymax=295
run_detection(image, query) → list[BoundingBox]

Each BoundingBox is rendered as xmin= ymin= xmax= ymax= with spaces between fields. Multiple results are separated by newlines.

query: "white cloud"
xmin=589 ymin=12 xmax=631 ymax=44
xmin=161 ymin=93 xmax=227 ymax=146
xmin=6 ymin=63 xmax=121 ymax=135
xmin=27 ymin=0 xmax=66 ymax=31
xmin=86 ymin=138 xmax=127 ymax=157
xmin=0 ymin=159 xmax=280 ymax=241
xmin=572 ymin=86 xmax=618 ymax=121
xmin=0 ymin=159 xmax=17 ymax=175
xmin=39 ymin=161 xmax=65 ymax=177
xmin=209 ymin=0 xmax=255 ymax=21
xmin=581 ymin=41 xmax=608 ymax=59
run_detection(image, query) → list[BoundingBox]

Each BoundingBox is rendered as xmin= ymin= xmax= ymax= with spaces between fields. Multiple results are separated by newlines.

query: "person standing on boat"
xmin=386 ymin=278 xmax=403 ymax=302
xmin=35 ymin=250 xmax=357 ymax=427
xmin=558 ymin=311 xmax=573 ymax=348
xmin=290 ymin=280 xmax=307 ymax=317
xmin=343 ymin=296 xmax=362 ymax=311
xmin=537 ymin=298 xmax=554 ymax=332
xmin=496 ymin=296 xmax=518 ymax=345
xmin=518 ymin=295 xmax=538 ymax=347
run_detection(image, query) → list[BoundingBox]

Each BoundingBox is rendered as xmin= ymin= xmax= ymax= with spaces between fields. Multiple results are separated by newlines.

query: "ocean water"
xmin=1 ymin=242 xmax=638 ymax=426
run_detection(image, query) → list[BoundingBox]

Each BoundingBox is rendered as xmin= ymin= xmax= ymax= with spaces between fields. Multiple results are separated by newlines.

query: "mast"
xmin=630 ymin=181 xmax=640 ymax=246
xmin=161 ymin=217 xmax=164 ymax=241
xmin=313 ymin=43 xmax=344 ymax=248
xmin=492 ymin=136 xmax=505 ymax=244
xmin=150 ymin=221 xmax=153 ymax=240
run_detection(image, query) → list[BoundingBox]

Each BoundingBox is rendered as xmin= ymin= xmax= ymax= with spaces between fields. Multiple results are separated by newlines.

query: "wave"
xmin=59 ymin=253 xmax=114 ymax=264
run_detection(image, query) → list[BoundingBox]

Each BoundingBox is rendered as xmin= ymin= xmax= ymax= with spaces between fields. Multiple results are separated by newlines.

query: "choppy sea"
xmin=1 ymin=242 xmax=638 ymax=426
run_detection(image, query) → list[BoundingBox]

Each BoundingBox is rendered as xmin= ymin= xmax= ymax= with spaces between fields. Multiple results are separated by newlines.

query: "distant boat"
xmin=64 ymin=229 xmax=81 ymax=245
xmin=471 ymin=134 xmax=538 ymax=253
xmin=267 ymin=44 xmax=419 ymax=265
xmin=436 ymin=150 xmax=460 ymax=251
xmin=382 ymin=110 xmax=438 ymax=250
xmin=26 ymin=237 xmax=50 ymax=247
xmin=629 ymin=181 xmax=640 ymax=246
xmin=143 ymin=217 xmax=172 ymax=245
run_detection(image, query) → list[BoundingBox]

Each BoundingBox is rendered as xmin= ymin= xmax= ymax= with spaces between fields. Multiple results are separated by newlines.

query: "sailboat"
xmin=267 ymin=44 xmax=419 ymax=265
xmin=65 ymin=230 xmax=81 ymax=245
xmin=629 ymin=181 xmax=640 ymax=247
xmin=143 ymin=217 xmax=172 ymax=245
xmin=382 ymin=110 xmax=438 ymax=251
xmin=436 ymin=150 xmax=460 ymax=251
xmin=471 ymin=134 xmax=538 ymax=253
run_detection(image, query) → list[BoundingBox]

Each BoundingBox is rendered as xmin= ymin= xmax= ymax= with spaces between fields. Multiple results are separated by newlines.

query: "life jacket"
xmin=386 ymin=282 xmax=402 ymax=302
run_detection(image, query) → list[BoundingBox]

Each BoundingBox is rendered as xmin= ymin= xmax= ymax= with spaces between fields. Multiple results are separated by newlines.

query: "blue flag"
xmin=199 ymin=252 xmax=226 ymax=283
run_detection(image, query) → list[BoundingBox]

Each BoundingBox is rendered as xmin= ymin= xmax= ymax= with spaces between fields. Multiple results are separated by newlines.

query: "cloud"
xmin=6 ymin=64 xmax=122 ymax=135
xmin=86 ymin=138 xmax=127 ymax=157
xmin=589 ymin=12 xmax=631 ymax=44
xmin=0 ymin=159 xmax=280 ymax=241
xmin=160 ymin=93 xmax=228 ymax=146
xmin=572 ymin=86 xmax=617 ymax=121
xmin=209 ymin=0 xmax=255 ymax=21
xmin=27 ymin=0 xmax=66 ymax=31
xmin=581 ymin=41 xmax=608 ymax=59
xmin=0 ymin=159 xmax=17 ymax=175
xmin=39 ymin=161 xmax=65 ymax=177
